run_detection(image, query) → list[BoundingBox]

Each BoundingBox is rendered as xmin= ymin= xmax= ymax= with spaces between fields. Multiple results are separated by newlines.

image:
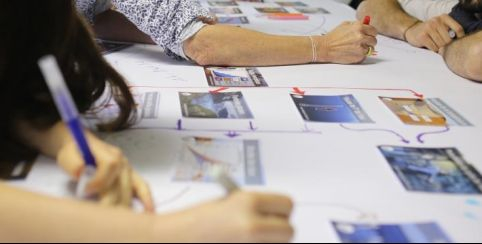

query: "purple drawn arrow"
xmin=225 ymin=131 xmax=241 ymax=138
xmin=177 ymin=119 xmax=183 ymax=131
xmin=249 ymin=121 xmax=257 ymax=131
xmin=340 ymin=124 xmax=410 ymax=144
xmin=417 ymin=126 xmax=450 ymax=144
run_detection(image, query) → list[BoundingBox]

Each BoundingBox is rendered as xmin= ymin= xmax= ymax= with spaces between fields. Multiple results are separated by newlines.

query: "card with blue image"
xmin=291 ymin=94 xmax=373 ymax=123
xmin=332 ymin=221 xmax=452 ymax=243
xmin=379 ymin=146 xmax=482 ymax=194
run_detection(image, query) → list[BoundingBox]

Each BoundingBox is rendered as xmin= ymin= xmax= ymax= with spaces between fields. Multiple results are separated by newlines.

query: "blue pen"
xmin=38 ymin=55 xmax=96 ymax=198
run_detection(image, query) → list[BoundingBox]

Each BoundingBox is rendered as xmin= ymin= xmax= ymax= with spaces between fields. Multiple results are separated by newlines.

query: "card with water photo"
xmin=96 ymin=39 xmax=133 ymax=55
xmin=209 ymin=7 xmax=243 ymax=15
xmin=0 ymin=160 xmax=35 ymax=180
xmin=179 ymin=92 xmax=254 ymax=119
xmin=380 ymin=97 xmax=447 ymax=126
xmin=208 ymin=0 xmax=238 ymax=6
xmin=332 ymin=221 xmax=452 ymax=243
xmin=275 ymin=1 xmax=308 ymax=7
xmin=255 ymin=7 xmax=289 ymax=14
xmin=218 ymin=16 xmax=250 ymax=24
xmin=379 ymin=146 xmax=482 ymax=194
xmin=294 ymin=6 xmax=330 ymax=14
xmin=291 ymin=94 xmax=373 ymax=123
xmin=205 ymin=67 xmax=268 ymax=87
xmin=173 ymin=137 xmax=264 ymax=185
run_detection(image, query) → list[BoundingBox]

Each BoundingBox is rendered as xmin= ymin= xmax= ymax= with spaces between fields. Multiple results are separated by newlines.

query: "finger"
xmin=118 ymin=165 xmax=133 ymax=208
xmin=99 ymin=179 xmax=121 ymax=207
xmin=361 ymin=35 xmax=377 ymax=48
xmin=436 ymin=24 xmax=453 ymax=44
xmin=438 ymin=46 xmax=446 ymax=56
xmin=422 ymin=35 xmax=439 ymax=52
xmin=85 ymin=156 xmax=123 ymax=195
xmin=427 ymin=29 xmax=445 ymax=50
xmin=252 ymin=193 xmax=294 ymax=217
xmin=132 ymin=171 xmax=155 ymax=212
xmin=442 ymin=15 xmax=465 ymax=38
xmin=255 ymin=216 xmax=295 ymax=243
xmin=361 ymin=25 xmax=378 ymax=37
xmin=361 ymin=44 xmax=374 ymax=57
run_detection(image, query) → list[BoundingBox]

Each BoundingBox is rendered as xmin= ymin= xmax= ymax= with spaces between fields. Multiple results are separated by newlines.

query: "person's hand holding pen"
xmin=38 ymin=56 xmax=154 ymax=212
xmin=158 ymin=191 xmax=294 ymax=242
xmin=56 ymin=133 xmax=154 ymax=211
xmin=151 ymin=166 xmax=295 ymax=243
xmin=309 ymin=17 xmax=378 ymax=64
xmin=157 ymin=165 xmax=294 ymax=243
xmin=404 ymin=14 xmax=465 ymax=52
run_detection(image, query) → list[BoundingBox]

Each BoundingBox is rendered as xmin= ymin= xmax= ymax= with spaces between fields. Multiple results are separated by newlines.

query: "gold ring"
xmin=366 ymin=46 xmax=374 ymax=56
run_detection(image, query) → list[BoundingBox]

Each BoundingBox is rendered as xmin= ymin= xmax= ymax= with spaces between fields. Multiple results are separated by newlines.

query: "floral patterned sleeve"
xmin=75 ymin=0 xmax=212 ymax=59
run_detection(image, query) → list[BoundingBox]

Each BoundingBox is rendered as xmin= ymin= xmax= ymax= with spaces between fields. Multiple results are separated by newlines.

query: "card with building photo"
xmin=180 ymin=92 xmax=254 ymax=119
xmin=205 ymin=67 xmax=268 ymax=87
xmin=173 ymin=137 xmax=264 ymax=185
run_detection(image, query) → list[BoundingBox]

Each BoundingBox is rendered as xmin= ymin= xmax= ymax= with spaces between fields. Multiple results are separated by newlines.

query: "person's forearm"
xmin=19 ymin=121 xmax=99 ymax=160
xmin=357 ymin=0 xmax=418 ymax=40
xmin=93 ymin=9 xmax=156 ymax=44
xmin=17 ymin=121 xmax=72 ymax=158
xmin=443 ymin=31 xmax=482 ymax=82
xmin=0 ymin=183 xmax=202 ymax=242
xmin=0 ymin=183 xmax=154 ymax=242
xmin=184 ymin=25 xmax=314 ymax=66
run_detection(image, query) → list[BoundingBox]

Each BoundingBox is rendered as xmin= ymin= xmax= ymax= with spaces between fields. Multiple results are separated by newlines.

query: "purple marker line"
xmin=225 ymin=131 xmax=241 ymax=138
xmin=249 ymin=121 xmax=257 ymax=131
xmin=177 ymin=119 xmax=183 ymax=130
xmin=417 ymin=126 xmax=450 ymax=144
xmin=139 ymin=124 xmax=322 ymax=135
xmin=340 ymin=124 xmax=410 ymax=144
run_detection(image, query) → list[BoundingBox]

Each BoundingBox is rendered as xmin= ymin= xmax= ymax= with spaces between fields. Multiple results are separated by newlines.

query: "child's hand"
xmin=56 ymin=133 xmax=154 ymax=212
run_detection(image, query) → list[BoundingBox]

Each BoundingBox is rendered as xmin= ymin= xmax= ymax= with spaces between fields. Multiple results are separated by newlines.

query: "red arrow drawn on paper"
xmin=130 ymin=85 xmax=424 ymax=99
xmin=292 ymin=87 xmax=306 ymax=95
xmin=209 ymin=87 xmax=229 ymax=94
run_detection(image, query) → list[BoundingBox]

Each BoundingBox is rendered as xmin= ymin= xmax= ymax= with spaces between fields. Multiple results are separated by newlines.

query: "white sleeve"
xmin=178 ymin=21 xmax=207 ymax=61
xmin=397 ymin=0 xmax=458 ymax=21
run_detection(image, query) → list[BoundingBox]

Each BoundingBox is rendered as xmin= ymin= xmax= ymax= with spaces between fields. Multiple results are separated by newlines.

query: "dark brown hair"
xmin=0 ymin=0 xmax=136 ymax=162
xmin=460 ymin=0 xmax=482 ymax=12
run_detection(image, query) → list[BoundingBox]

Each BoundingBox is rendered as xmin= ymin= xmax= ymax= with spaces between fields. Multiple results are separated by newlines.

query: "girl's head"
xmin=0 ymin=0 xmax=135 ymax=161
xmin=460 ymin=0 xmax=482 ymax=12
